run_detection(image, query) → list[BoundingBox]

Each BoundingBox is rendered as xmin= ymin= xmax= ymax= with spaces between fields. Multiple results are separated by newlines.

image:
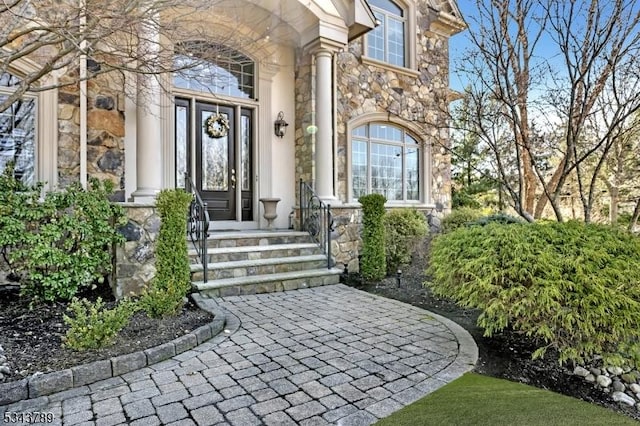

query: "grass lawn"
xmin=375 ymin=373 xmax=637 ymax=426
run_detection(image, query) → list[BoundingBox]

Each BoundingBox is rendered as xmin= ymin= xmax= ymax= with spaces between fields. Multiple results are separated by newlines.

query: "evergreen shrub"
xmin=0 ymin=164 xmax=125 ymax=302
xmin=139 ymin=189 xmax=192 ymax=318
xmin=359 ymin=193 xmax=387 ymax=281
xmin=63 ymin=297 xmax=138 ymax=350
xmin=384 ymin=209 xmax=428 ymax=272
xmin=427 ymin=221 xmax=640 ymax=367
xmin=441 ymin=207 xmax=483 ymax=232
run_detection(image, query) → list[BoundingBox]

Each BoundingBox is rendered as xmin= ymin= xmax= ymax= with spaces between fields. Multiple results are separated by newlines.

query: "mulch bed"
xmin=0 ymin=283 xmax=213 ymax=383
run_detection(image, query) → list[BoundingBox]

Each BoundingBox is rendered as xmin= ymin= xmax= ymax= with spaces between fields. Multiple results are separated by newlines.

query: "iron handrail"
xmin=185 ymin=173 xmax=210 ymax=283
xmin=299 ymin=179 xmax=334 ymax=269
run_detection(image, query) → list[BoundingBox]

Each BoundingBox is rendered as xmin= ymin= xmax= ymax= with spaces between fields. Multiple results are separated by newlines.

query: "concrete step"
xmin=190 ymin=254 xmax=330 ymax=281
xmin=188 ymin=243 xmax=321 ymax=263
xmin=193 ymin=268 xmax=343 ymax=297
xmin=204 ymin=231 xmax=314 ymax=249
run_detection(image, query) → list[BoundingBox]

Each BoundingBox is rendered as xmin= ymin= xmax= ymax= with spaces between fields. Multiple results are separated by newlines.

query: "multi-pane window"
xmin=367 ymin=0 xmax=406 ymax=67
xmin=0 ymin=72 xmax=36 ymax=186
xmin=352 ymin=123 xmax=420 ymax=201
xmin=174 ymin=42 xmax=255 ymax=99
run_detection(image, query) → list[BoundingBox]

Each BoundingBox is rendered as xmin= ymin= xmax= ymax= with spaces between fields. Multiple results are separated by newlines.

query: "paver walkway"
xmin=1 ymin=284 xmax=477 ymax=426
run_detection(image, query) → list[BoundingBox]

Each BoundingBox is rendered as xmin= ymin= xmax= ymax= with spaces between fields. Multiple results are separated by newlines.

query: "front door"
xmin=176 ymin=99 xmax=253 ymax=221
xmin=196 ymin=103 xmax=235 ymax=220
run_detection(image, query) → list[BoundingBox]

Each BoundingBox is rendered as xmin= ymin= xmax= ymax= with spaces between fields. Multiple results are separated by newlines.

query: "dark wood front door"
xmin=196 ymin=103 xmax=236 ymax=220
xmin=176 ymin=99 xmax=253 ymax=221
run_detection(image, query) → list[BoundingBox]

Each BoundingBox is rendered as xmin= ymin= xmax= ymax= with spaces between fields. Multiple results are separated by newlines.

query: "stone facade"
xmin=112 ymin=203 xmax=160 ymax=299
xmin=294 ymin=5 xmax=454 ymax=211
xmin=330 ymin=206 xmax=363 ymax=272
xmin=57 ymin=68 xmax=126 ymax=200
xmin=334 ymin=11 xmax=453 ymax=208
xmin=294 ymin=53 xmax=315 ymax=200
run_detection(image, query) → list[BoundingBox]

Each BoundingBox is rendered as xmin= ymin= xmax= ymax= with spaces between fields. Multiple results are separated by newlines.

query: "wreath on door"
xmin=204 ymin=113 xmax=229 ymax=138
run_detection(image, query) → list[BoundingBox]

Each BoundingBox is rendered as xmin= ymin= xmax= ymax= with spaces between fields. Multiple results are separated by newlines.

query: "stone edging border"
xmin=0 ymin=293 xmax=226 ymax=406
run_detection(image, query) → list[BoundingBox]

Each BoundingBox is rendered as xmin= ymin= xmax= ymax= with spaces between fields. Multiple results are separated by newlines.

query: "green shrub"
xmin=359 ymin=193 xmax=387 ymax=281
xmin=472 ymin=213 xmax=523 ymax=226
xmin=441 ymin=207 xmax=483 ymax=232
xmin=138 ymin=281 xmax=186 ymax=318
xmin=384 ymin=209 xmax=428 ymax=272
xmin=63 ymin=297 xmax=138 ymax=350
xmin=427 ymin=221 xmax=640 ymax=367
xmin=139 ymin=189 xmax=192 ymax=318
xmin=0 ymin=168 xmax=126 ymax=302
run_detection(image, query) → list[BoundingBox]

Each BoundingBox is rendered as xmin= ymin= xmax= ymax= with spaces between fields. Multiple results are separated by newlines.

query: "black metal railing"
xmin=185 ymin=173 xmax=210 ymax=283
xmin=299 ymin=180 xmax=334 ymax=269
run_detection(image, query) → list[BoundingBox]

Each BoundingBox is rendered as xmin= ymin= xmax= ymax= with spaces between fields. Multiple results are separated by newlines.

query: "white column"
xmin=132 ymin=15 xmax=162 ymax=202
xmin=314 ymin=49 xmax=336 ymax=202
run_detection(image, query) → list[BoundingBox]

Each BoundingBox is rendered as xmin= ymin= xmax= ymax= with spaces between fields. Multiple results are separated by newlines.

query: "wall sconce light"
xmin=274 ymin=111 xmax=289 ymax=138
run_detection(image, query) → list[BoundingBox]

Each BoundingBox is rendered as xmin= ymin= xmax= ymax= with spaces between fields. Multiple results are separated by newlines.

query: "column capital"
xmin=303 ymin=37 xmax=344 ymax=57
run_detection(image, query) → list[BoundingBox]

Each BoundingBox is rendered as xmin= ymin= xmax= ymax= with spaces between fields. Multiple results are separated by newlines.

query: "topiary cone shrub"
xmin=359 ymin=193 xmax=387 ymax=281
xmin=427 ymin=221 xmax=640 ymax=368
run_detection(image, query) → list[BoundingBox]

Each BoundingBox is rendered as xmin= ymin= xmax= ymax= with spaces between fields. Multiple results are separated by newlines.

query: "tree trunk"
xmin=629 ymin=198 xmax=640 ymax=232
xmin=609 ymin=187 xmax=619 ymax=224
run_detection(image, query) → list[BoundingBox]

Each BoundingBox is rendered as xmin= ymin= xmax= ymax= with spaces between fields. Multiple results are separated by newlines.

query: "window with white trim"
xmin=352 ymin=123 xmax=420 ymax=201
xmin=173 ymin=41 xmax=255 ymax=99
xmin=367 ymin=0 xmax=406 ymax=67
xmin=0 ymin=72 xmax=36 ymax=186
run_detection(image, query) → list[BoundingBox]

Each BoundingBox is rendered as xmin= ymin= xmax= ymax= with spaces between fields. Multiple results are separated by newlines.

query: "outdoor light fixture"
xmin=274 ymin=111 xmax=289 ymax=138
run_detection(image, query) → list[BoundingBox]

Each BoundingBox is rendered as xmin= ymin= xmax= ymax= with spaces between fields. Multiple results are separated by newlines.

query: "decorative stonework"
xmin=112 ymin=203 xmax=160 ymax=299
xmin=294 ymin=54 xmax=314 ymax=203
xmin=329 ymin=207 xmax=363 ymax=272
xmin=57 ymin=70 xmax=125 ymax=200
xmin=335 ymin=15 xmax=453 ymax=210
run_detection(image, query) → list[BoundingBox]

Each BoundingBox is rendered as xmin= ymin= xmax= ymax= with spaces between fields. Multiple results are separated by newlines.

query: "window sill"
xmin=361 ymin=57 xmax=421 ymax=78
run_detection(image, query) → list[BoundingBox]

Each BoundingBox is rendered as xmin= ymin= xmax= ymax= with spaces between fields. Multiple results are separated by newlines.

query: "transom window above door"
xmin=173 ymin=41 xmax=255 ymax=99
xmin=367 ymin=0 xmax=406 ymax=67
xmin=352 ymin=123 xmax=420 ymax=202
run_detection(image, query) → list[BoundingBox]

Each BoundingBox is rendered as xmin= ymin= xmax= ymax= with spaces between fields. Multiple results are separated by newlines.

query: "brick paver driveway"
xmin=3 ymin=284 xmax=477 ymax=425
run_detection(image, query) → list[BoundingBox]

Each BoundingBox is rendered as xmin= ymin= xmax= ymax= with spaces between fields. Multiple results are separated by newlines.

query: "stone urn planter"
xmin=259 ymin=198 xmax=281 ymax=230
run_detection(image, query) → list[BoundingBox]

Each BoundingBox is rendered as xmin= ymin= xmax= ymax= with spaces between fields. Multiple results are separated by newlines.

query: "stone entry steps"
xmin=190 ymin=230 xmax=341 ymax=297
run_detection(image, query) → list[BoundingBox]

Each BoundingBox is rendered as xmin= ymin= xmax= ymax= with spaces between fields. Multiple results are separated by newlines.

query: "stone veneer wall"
xmin=328 ymin=206 xmax=435 ymax=273
xmin=58 ymin=69 xmax=126 ymax=201
xmin=112 ymin=203 xmax=160 ymax=299
xmin=329 ymin=207 xmax=363 ymax=272
xmin=294 ymin=8 xmax=453 ymax=210
xmin=294 ymin=52 xmax=314 ymax=201
xmin=335 ymin=12 xmax=452 ymax=209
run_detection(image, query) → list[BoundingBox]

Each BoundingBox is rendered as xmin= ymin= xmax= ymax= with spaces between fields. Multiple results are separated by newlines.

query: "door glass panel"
xmin=0 ymin=94 xmax=36 ymax=186
xmin=175 ymin=105 xmax=187 ymax=188
xmin=201 ymin=111 xmax=228 ymax=191
xmin=241 ymin=114 xmax=250 ymax=191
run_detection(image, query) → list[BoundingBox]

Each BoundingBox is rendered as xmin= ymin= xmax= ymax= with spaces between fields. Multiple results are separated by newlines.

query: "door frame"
xmin=174 ymin=93 xmax=259 ymax=229
xmin=195 ymin=102 xmax=236 ymax=221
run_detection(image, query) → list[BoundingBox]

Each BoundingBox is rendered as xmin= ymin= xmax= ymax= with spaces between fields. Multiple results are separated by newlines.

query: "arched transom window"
xmin=352 ymin=123 xmax=420 ymax=201
xmin=367 ymin=0 xmax=406 ymax=67
xmin=173 ymin=41 xmax=255 ymax=99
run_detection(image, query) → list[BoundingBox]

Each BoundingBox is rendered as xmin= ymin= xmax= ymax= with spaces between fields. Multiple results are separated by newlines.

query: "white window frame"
xmin=0 ymin=61 xmax=57 ymax=190
xmin=363 ymin=0 xmax=417 ymax=74
xmin=348 ymin=118 xmax=430 ymax=205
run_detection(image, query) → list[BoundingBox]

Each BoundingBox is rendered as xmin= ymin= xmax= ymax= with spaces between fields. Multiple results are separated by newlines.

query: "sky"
xmin=447 ymin=0 xmax=564 ymax=94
